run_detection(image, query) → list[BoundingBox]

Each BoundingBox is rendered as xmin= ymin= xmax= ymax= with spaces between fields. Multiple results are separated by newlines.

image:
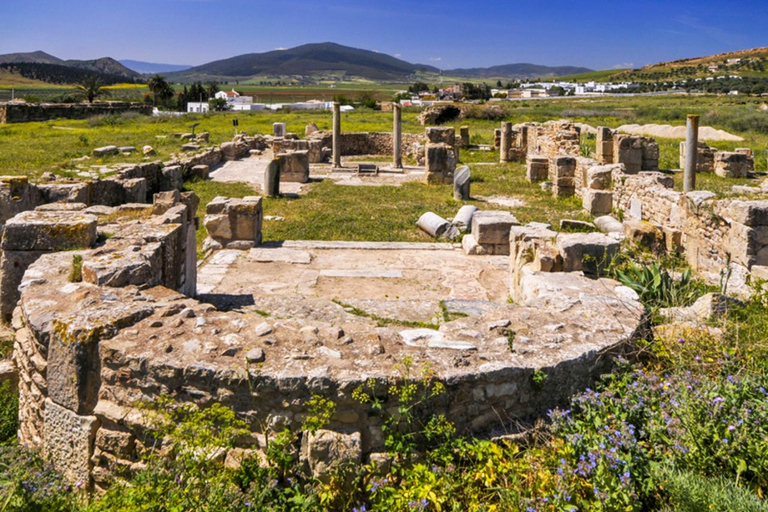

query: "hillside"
xmin=0 ymin=51 xmax=63 ymax=65
xmin=559 ymin=47 xmax=768 ymax=83
xmin=170 ymin=42 xmax=439 ymax=81
xmin=0 ymin=51 xmax=142 ymax=82
xmin=0 ymin=68 xmax=54 ymax=86
xmin=0 ymin=62 xmax=143 ymax=85
xmin=444 ymin=63 xmax=593 ymax=79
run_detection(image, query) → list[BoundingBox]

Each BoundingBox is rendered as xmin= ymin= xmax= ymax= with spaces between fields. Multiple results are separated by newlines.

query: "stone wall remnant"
xmin=203 ymin=196 xmax=263 ymax=251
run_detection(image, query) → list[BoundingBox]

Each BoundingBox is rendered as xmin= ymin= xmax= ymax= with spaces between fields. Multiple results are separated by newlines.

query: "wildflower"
xmin=74 ymin=481 xmax=83 ymax=488
xmin=677 ymin=337 xmax=685 ymax=343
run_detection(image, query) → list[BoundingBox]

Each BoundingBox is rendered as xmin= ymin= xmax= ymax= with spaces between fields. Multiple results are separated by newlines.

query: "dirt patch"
xmin=616 ymin=123 xmax=744 ymax=142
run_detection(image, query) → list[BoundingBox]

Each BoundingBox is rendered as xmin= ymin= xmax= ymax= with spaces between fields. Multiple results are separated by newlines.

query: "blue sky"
xmin=1 ymin=0 xmax=766 ymax=70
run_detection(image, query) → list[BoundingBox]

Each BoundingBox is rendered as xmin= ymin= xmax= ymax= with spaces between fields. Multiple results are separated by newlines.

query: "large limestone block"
xmin=2 ymin=211 xmax=97 ymax=251
xmin=582 ymin=189 xmax=613 ymax=216
xmin=38 ymin=182 xmax=91 ymax=204
xmin=526 ymin=155 xmax=549 ymax=182
xmin=472 ymin=211 xmax=520 ymax=244
xmin=82 ymin=242 xmax=164 ymax=288
xmin=424 ymin=143 xmax=457 ymax=184
xmin=586 ymin=165 xmax=613 ymax=190
xmin=0 ymin=250 xmax=49 ymax=321
xmin=0 ymin=176 xmax=44 ymax=223
xmin=714 ymin=152 xmax=750 ymax=179
xmin=203 ymin=196 xmax=263 ymax=248
xmin=425 ymin=127 xmax=455 ymax=145
xmin=160 ymin=165 xmax=183 ymax=191
xmin=556 ymin=232 xmax=620 ymax=273
xmin=278 ymin=151 xmax=310 ymax=183
xmin=47 ymin=300 xmax=154 ymax=414
xmin=300 ymin=429 xmax=362 ymax=482
xmin=725 ymin=200 xmax=768 ymax=227
xmin=44 ymin=399 xmax=99 ymax=488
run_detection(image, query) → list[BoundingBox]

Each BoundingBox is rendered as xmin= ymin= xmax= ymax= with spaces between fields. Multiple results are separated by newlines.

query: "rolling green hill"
xmin=557 ymin=47 xmax=768 ymax=83
xmin=170 ymin=42 xmax=440 ymax=82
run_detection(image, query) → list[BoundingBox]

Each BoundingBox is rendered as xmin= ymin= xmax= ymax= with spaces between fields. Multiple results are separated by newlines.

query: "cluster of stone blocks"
xmin=424 ymin=127 xmax=458 ymax=184
xmin=581 ymin=164 xmax=619 ymax=216
xmin=462 ymin=210 xmax=520 ymax=255
xmin=203 ymin=196 xmax=263 ymax=251
xmin=510 ymin=225 xmax=620 ymax=298
xmin=679 ymin=141 xmax=754 ymax=178
xmin=596 ymin=127 xmax=659 ymax=173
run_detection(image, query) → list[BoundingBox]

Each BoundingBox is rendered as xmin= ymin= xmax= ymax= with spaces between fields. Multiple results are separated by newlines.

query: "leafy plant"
xmin=614 ymin=262 xmax=704 ymax=309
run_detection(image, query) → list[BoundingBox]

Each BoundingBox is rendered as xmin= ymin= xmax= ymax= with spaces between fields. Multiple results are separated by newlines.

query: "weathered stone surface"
xmin=660 ymin=293 xmax=744 ymax=323
xmin=556 ymin=232 xmax=620 ymax=272
xmin=43 ymin=399 xmax=99 ymax=487
xmin=93 ymin=145 xmax=118 ymax=158
xmin=526 ymin=155 xmax=549 ymax=182
xmin=0 ymin=360 xmax=17 ymax=387
xmin=714 ymin=152 xmax=750 ymax=179
xmin=559 ymin=219 xmax=595 ymax=232
xmin=472 ymin=211 xmax=520 ymax=245
xmin=2 ymin=211 xmax=97 ymax=251
xmin=453 ymin=166 xmax=470 ymax=200
xmin=586 ymin=165 xmax=614 ymax=190
xmin=264 ymin=159 xmax=280 ymax=197
xmin=624 ymin=220 xmax=664 ymax=251
xmin=417 ymin=212 xmax=459 ymax=240
xmin=301 ymin=429 xmax=362 ymax=481
xmin=582 ymin=190 xmax=613 ymax=216
xmin=204 ymin=196 xmax=263 ymax=248
xmin=594 ymin=215 xmax=624 ymax=234
xmin=725 ymin=200 xmax=768 ymax=226
xmin=453 ymin=205 xmax=477 ymax=232
xmin=278 ymin=151 xmax=310 ymax=183
xmin=424 ymin=143 xmax=457 ymax=184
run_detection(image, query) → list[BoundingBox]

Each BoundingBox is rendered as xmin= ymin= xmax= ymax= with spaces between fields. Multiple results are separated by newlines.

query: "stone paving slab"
xmin=266 ymin=240 xmax=457 ymax=251
xmin=248 ymin=247 xmax=312 ymax=264
xmin=319 ymin=269 xmax=404 ymax=278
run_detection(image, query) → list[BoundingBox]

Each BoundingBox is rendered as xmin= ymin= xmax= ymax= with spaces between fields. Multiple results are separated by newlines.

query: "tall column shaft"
xmin=684 ymin=114 xmax=699 ymax=192
xmin=393 ymin=104 xmax=402 ymax=169
xmin=500 ymin=122 xmax=512 ymax=163
xmin=332 ymin=102 xmax=341 ymax=168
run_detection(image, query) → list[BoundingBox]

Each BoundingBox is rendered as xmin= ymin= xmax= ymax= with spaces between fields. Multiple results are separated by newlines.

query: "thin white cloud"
xmin=613 ymin=62 xmax=634 ymax=69
xmin=395 ymin=53 xmax=402 ymax=58
xmin=430 ymin=57 xmax=442 ymax=62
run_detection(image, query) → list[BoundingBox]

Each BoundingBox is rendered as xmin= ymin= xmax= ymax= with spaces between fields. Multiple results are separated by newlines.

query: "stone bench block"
xmin=556 ymin=232 xmax=620 ymax=273
xmin=2 ymin=211 xmax=97 ymax=251
xmin=472 ymin=211 xmax=520 ymax=245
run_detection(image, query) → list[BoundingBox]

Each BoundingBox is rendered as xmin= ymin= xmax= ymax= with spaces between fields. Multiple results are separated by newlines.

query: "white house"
xmin=187 ymin=101 xmax=209 ymax=113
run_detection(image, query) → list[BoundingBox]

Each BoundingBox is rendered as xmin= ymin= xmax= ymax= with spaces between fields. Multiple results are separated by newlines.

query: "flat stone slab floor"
xmin=197 ymin=242 xmax=509 ymax=324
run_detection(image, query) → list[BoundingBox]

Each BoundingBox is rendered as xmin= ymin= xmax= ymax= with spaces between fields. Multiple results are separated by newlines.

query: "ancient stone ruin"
xmin=4 ymin=110 xmax=767 ymax=493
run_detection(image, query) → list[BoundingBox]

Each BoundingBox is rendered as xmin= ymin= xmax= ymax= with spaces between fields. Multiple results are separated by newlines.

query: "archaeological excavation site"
xmin=2 ymin=97 xmax=768 ymax=510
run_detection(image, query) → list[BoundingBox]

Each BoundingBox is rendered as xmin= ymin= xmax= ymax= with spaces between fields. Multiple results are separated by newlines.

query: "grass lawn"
xmin=1 ymin=94 xmax=767 ymax=246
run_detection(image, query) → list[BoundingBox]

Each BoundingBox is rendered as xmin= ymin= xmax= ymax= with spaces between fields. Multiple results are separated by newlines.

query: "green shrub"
xmin=614 ymin=262 xmax=706 ymax=309
xmin=0 ymin=381 xmax=18 ymax=445
xmin=658 ymin=467 xmax=768 ymax=512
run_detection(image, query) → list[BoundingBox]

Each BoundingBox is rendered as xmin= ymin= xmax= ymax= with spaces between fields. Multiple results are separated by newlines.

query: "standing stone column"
xmin=500 ymin=122 xmax=512 ymax=163
xmin=332 ymin=102 xmax=341 ymax=168
xmin=393 ymin=104 xmax=402 ymax=169
xmin=684 ymin=114 xmax=699 ymax=192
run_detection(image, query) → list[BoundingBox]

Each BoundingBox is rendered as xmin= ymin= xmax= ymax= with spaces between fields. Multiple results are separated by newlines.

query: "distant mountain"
xmin=120 ymin=59 xmax=192 ymax=75
xmin=0 ymin=51 xmax=63 ymax=65
xmin=444 ymin=63 xmax=594 ymax=79
xmin=0 ymin=62 xmax=143 ymax=86
xmin=0 ymin=51 xmax=141 ymax=82
xmin=170 ymin=42 xmax=439 ymax=81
